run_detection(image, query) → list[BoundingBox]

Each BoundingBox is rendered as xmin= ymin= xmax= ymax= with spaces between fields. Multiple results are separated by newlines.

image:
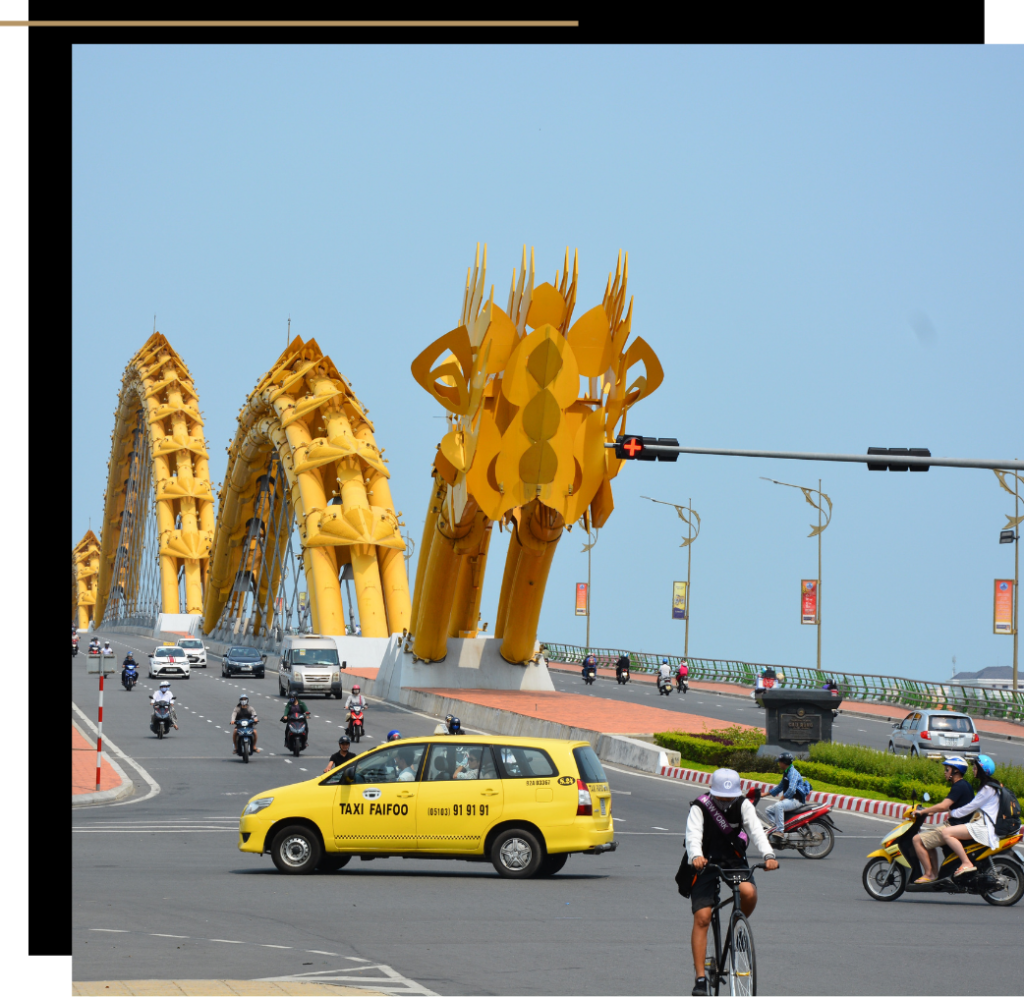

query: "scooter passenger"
xmin=938 ymin=755 xmax=1002 ymax=877
xmin=615 ymin=654 xmax=631 ymax=679
xmin=910 ymin=755 xmax=975 ymax=882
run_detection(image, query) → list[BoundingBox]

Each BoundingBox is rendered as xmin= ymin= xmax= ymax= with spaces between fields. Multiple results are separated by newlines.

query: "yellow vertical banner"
xmin=575 ymin=582 xmax=589 ymax=617
xmin=672 ymin=581 xmax=688 ymax=620
xmin=994 ymin=579 xmax=1015 ymax=634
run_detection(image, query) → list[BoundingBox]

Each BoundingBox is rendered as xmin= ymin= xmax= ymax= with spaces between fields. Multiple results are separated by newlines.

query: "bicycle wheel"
xmin=728 ymin=912 xmax=756 ymax=996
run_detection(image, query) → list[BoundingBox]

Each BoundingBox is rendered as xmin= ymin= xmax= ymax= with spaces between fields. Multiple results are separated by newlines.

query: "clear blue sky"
xmin=72 ymin=44 xmax=1023 ymax=682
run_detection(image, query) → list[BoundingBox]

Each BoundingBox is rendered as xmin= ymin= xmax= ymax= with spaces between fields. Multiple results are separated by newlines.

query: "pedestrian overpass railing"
xmin=541 ymin=642 xmax=1024 ymax=725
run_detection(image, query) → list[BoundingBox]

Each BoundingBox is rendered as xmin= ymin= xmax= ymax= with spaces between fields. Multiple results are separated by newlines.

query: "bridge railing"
xmin=541 ymin=642 xmax=1024 ymax=725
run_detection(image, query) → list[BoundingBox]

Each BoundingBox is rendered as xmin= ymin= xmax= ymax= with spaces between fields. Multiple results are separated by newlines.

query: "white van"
xmin=279 ymin=634 xmax=346 ymax=699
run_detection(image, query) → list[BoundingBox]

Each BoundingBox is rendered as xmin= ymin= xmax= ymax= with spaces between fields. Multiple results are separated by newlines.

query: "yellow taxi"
xmin=238 ymin=735 xmax=616 ymax=878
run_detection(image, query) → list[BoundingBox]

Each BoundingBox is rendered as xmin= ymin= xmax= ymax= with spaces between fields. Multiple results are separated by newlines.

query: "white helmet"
xmin=159 ymin=681 xmax=171 ymax=689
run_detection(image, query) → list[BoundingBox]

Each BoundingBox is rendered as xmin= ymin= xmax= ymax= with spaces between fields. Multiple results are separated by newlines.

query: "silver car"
xmin=887 ymin=709 xmax=979 ymax=760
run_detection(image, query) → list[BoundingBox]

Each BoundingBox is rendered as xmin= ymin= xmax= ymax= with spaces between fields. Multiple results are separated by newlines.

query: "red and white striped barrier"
xmin=659 ymin=765 xmax=941 ymax=824
xmin=96 ymin=673 xmax=105 ymax=791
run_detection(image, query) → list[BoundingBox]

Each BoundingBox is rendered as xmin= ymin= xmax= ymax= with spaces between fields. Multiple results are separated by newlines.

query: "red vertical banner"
xmin=994 ymin=579 xmax=1015 ymax=634
xmin=801 ymin=579 xmax=818 ymax=625
xmin=575 ymin=582 xmax=589 ymax=617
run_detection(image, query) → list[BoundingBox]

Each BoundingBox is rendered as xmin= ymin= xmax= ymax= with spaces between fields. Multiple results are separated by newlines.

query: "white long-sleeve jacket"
xmin=685 ymin=797 xmax=776 ymax=862
xmin=951 ymin=783 xmax=1001 ymax=849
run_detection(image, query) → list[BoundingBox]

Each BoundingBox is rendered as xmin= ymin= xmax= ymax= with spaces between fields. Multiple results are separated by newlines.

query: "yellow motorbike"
xmin=862 ymin=795 xmax=1023 ymax=906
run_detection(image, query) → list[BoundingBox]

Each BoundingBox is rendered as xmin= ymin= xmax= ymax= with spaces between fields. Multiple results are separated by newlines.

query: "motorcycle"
xmin=347 ymin=705 xmax=365 ymax=743
xmin=72 ymin=639 xmax=79 ymax=658
xmin=676 ymin=672 xmax=689 ymax=694
xmin=746 ymin=786 xmax=839 ymax=858
xmin=122 ymin=662 xmax=139 ymax=691
xmin=582 ymin=664 xmax=597 ymax=686
xmin=284 ymin=713 xmax=309 ymax=756
xmin=657 ymin=674 xmax=673 ymax=696
xmin=150 ymin=701 xmax=173 ymax=739
xmin=235 ymin=717 xmax=258 ymax=762
xmin=88 ymin=643 xmax=101 ymax=658
xmin=616 ymin=667 xmax=630 ymax=685
xmin=861 ymin=794 xmax=1024 ymax=905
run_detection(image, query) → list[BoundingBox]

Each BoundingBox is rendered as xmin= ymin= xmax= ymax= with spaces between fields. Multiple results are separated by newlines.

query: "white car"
xmin=174 ymin=637 xmax=207 ymax=667
xmin=148 ymin=645 xmax=191 ymax=679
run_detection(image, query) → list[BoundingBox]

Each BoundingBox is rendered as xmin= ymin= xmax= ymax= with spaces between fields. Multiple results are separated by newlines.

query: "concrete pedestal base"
xmin=372 ymin=636 xmax=556 ymax=703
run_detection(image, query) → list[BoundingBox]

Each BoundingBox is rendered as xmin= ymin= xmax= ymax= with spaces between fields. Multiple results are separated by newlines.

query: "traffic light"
xmin=614 ymin=435 xmax=680 ymax=462
xmin=866 ymin=447 xmax=931 ymax=471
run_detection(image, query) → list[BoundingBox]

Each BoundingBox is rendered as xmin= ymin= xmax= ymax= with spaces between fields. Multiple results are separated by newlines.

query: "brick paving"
xmin=72 ymin=724 xmax=122 ymax=795
xmin=412 ymin=687 xmax=759 ymax=736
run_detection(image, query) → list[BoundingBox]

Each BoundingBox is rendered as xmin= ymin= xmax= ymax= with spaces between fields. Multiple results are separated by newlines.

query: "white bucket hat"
xmin=710 ymin=768 xmax=742 ymax=798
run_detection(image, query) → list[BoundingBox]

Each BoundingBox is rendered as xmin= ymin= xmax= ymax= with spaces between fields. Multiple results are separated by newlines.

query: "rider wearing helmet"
xmin=230 ymin=695 xmax=260 ymax=754
xmin=150 ymin=680 xmax=178 ymax=730
xmin=324 ymin=734 xmax=359 ymax=773
xmin=433 ymin=713 xmax=456 ymax=735
xmin=939 ymin=754 xmax=1002 ymax=875
xmin=764 ymin=752 xmax=808 ymax=840
xmin=910 ymin=755 xmax=975 ymax=883
xmin=280 ymin=692 xmax=310 ymax=748
xmin=658 ymin=658 xmax=672 ymax=681
xmin=344 ymin=684 xmax=366 ymax=711
xmin=448 ymin=717 xmax=464 ymax=735
xmin=386 ymin=730 xmax=402 ymax=741
xmin=101 ymin=640 xmax=115 ymax=659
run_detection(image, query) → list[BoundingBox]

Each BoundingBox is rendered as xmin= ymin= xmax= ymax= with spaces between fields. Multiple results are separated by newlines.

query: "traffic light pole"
xmin=606 ymin=441 xmax=1024 ymax=472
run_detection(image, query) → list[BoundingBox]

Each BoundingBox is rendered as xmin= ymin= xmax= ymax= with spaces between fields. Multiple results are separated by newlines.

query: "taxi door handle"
xmin=480 ymin=789 xmax=499 ymax=796
xmin=396 ymin=791 xmax=414 ymax=798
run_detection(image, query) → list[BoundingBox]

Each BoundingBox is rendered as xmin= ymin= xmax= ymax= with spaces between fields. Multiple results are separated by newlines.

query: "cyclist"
xmin=685 ymin=768 xmax=778 ymax=997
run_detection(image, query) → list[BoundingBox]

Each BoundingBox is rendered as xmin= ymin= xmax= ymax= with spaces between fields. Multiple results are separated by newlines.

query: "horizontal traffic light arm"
xmin=603 ymin=442 xmax=1023 ymax=472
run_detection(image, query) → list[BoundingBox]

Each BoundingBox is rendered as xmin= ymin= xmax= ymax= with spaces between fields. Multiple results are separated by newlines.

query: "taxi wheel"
xmin=271 ymin=825 xmax=322 ymax=875
xmin=317 ymin=854 xmax=351 ymax=873
xmin=537 ymin=853 xmax=568 ymax=877
xmin=491 ymin=828 xmax=543 ymax=879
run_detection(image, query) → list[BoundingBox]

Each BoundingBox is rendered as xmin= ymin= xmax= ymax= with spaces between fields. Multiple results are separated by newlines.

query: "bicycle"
xmin=700 ymin=862 xmax=765 ymax=995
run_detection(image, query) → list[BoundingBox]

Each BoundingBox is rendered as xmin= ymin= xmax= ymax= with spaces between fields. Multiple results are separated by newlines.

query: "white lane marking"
xmin=346 ymin=957 xmax=370 ymax=962
xmin=260 ymin=944 xmax=292 ymax=949
xmin=209 ymin=938 xmax=245 ymax=944
xmin=651 ymin=826 xmax=669 ymax=830
xmin=612 ymin=817 xmax=626 ymax=822
xmin=151 ymin=933 xmax=189 ymax=938
xmin=90 ymin=928 xmax=129 ymax=933
xmin=71 ymin=701 xmax=161 ymax=807
xmin=299 ymin=768 xmax=308 ymax=771
xmin=261 ymin=962 xmax=440 ymax=996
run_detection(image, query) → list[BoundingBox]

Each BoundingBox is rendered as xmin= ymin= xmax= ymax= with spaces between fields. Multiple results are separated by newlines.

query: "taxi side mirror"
xmin=148 ymin=653 xmax=154 ymax=658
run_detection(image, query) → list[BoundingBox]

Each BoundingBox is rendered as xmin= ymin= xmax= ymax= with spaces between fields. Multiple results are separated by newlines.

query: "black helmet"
xmin=339 ymin=734 xmax=351 ymax=745
xmin=444 ymin=713 xmax=455 ymax=725
xmin=289 ymin=693 xmax=299 ymax=700
xmin=450 ymin=717 xmax=462 ymax=733
xmin=777 ymin=752 xmax=794 ymax=765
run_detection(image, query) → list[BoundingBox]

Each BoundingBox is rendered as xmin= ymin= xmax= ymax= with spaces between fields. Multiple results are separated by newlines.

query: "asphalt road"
xmin=547 ymin=667 xmax=1024 ymax=768
xmin=73 ymin=632 xmax=1023 ymax=995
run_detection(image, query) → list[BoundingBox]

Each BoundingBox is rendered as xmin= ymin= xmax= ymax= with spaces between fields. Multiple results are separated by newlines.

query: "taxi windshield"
xmin=292 ymin=648 xmax=339 ymax=666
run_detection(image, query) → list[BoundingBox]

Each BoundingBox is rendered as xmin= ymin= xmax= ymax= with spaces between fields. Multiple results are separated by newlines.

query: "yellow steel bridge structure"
xmin=77 ymin=246 xmax=661 ymax=663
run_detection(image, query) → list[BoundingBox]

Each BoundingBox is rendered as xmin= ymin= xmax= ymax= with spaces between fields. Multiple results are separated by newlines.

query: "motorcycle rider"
xmin=386 ymin=729 xmax=402 ymax=741
xmin=101 ymin=640 xmax=116 ymax=661
xmin=89 ymin=637 xmax=101 ymax=653
xmin=280 ymin=693 xmax=310 ymax=748
xmin=323 ymin=734 xmax=359 ymax=772
xmin=615 ymin=653 xmax=631 ymax=680
xmin=910 ymin=755 xmax=975 ymax=883
xmin=938 ymin=754 xmax=1003 ymax=877
xmin=150 ymin=680 xmax=178 ymax=730
xmin=230 ymin=695 xmax=260 ymax=754
xmin=582 ymin=652 xmax=598 ymax=679
xmin=765 ymin=752 xmax=808 ymax=841
xmin=677 ymin=659 xmax=689 ymax=691
xmin=686 ymin=768 xmax=778 ymax=997
xmin=122 ymin=652 xmax=138 ymax=687
xmin=433 ymin=713 xmax=456 ymax=734
xmin=657 ymin=658 xmax=672 ymax=691
xmin=344 ymin=684 xmax=367 ymax=736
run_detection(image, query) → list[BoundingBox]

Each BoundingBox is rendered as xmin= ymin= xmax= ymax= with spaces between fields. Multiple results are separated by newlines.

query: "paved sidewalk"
xmin=72 ymin=982 xmax=381 ymax=996
xmin=547 ymin=661 xmax=1023 ymax=739
xmin=72 ymin=724 xmax=122 ymax=796
xmin=412 ymin=687 xmax=759 ymax=736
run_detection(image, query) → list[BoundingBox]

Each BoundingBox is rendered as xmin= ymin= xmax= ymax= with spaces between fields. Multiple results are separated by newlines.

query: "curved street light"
xmin=641 ymin=496 xmax=700 ymax=658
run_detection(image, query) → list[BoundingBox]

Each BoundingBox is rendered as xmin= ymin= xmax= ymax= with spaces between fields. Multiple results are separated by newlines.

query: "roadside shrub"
xmin=809 ymin=741 xmax=944 ymax=782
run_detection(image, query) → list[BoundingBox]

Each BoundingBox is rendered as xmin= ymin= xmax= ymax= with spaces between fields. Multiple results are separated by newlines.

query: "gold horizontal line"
xmin=0 ymin=20 xmax=579 ymax=27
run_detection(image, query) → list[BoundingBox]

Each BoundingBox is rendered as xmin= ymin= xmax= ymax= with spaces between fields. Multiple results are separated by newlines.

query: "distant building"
xmin=950 ymin=666 xmax=1016 ymax=690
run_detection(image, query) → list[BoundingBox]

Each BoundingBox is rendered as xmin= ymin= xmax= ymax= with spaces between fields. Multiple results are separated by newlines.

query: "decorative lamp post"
xmin=761 ymin=476 xmax=832 ymax=671
xmin=995 ymin=468 xmax=1022 ymax=692
xmin=641 ymin=496 xmax=700 ymax=658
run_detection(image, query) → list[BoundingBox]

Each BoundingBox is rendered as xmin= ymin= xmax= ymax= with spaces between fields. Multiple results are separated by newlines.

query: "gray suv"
xmin=887 ymin=709 xmax=979 ymax=760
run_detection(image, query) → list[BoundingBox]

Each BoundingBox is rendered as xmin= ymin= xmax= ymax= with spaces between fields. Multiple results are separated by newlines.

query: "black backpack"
xmin=993 ymin=784 xmax=1022 ymax=838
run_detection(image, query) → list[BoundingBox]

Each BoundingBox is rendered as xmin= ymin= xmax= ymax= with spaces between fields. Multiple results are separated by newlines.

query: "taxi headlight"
xmin=242 ymin=797 xmax=274 ymax=815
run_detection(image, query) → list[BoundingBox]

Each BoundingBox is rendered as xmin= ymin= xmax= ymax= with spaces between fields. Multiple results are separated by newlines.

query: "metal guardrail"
xmin=542 ymin=642 xmax=1024 ymax=725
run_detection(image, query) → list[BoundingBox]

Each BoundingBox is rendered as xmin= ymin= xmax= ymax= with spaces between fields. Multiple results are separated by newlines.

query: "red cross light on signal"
xmin=623 ymin=437 xmax=643 ymax=457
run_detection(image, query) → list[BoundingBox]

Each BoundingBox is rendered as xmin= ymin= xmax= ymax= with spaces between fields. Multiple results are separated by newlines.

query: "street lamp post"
xmin=641 ymin=496 xmax=701 ymax=658
xmin=995 ymin=468 xmax=1023 ymax=692
xmin=762 ymin=476 xmax=832 ymax=671
xmin=580 ymin=524 xmax=599 ymax=651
